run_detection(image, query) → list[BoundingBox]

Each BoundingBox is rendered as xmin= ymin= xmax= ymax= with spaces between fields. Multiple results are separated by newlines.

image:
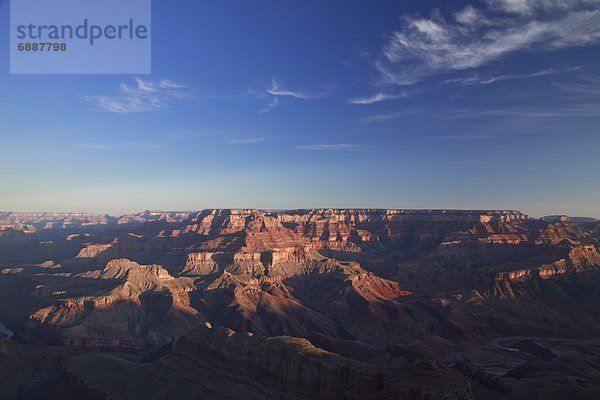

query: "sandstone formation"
xmin=0 ymin=209 xmax=599 ymax=399
xmin=24 ymin=258 xmax=201 ymax=353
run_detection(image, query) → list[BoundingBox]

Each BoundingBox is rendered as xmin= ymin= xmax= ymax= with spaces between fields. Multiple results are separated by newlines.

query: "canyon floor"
xmin=0 ymin=209 xmax=599 ymax=400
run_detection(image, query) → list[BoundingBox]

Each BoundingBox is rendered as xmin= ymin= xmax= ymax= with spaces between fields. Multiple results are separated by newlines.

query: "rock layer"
xmin=1 ymin=209 xmax=599 ymax=399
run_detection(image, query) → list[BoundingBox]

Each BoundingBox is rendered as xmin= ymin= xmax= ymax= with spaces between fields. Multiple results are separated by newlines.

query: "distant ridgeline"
xmin=542 ymin=215 xmax=598 ymax=224
xmin=0 ymin=209 xmax=530 ymax=232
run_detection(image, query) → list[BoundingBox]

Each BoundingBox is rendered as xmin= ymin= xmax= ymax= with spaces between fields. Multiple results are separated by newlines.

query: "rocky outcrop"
xmin=275 ymin=209 xmax=528 ymax=246
xmin=534 ymin=218 xmax=587 ymax=245
xmin=494 ymin=245 xmax=600 ymax=282
xmin=75 ymin=243 xmax=114 ymax=259
xmin=25 ymin=259 xmax=201 ymax=352
xmin=2 ymin=208 xmax=600 ymax=399
xmin=182 ymin=251 xmax=222 ymax=275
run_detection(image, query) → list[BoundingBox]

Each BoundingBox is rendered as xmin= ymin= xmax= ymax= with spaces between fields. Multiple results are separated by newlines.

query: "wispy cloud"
xmin=487 ymin=0 xmax=597 ymax=16
xmin=443 ymin=104 xmax=600 ymax=119
xmin=376 ymin=1 xmax=600 ymax=84
xmin=361 ymin=98 xmax=600 ymax=125
xmin=84 ymin=78 xmax=190 ymax=113
xmin=553 ymin=75 xmax=600 ymax=95
xmin=228 ymin=137 xmax=268 ymax=144
xmin=426 ymin=134 xmax=498 ymax=141
xmin=348 ymin=91 xmax=407 ymax=105
xmin=295 ymin=143 xmax=370 ymax=151
xmin=169 ymin=128 xmax=272 ymax=145
xmin=251 ymin=77 xmax=321 ymax=113
xmin=444 ymin=66 xmax=581 ymax=85
xmin=360 ymin=108 xmax=423 ymax=123
xmin=267 ymin=78 xmax=314 ymax=99
xmin=259 ymin=97 xmax=280 ymax=113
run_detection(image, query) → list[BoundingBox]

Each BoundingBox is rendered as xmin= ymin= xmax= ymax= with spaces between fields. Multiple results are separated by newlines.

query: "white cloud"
xmin=360 ymin=108 xmax=423 ymax=123
xmin=488 ymin=0 xmax=597 ymax=16
xmin=427 ymin=135 xmax=497 ymax=141
xmin=84 ymin=78 xmax=189 ymax=113
xmin=348 ymin=91 xmax=406 ymax=105
xmin=489 ymin=0 xmax=536 ymax=15
xmin=445 ymin=104 xmax=600 ymax=119
xmin=267 ymin=78 xmax=314 ymax=99
xmin=444 ymin=66 xmax=581 ymax=85
xmin=251 ymin=77 xmax=321 ymax=113
xmin=259 ymin=97 xmax=280 ymax=113
xmin=228 ymin=137 xmax=268 ymax=144
xmin=454 ymin=6 xmax=480 ymax=25
xmin=377 ymin=2 xmax=600 ymax=84
xmin=295 ymin=143 xmax=369 ymax=151
xmin=553 ymin=75 xmax=600 ymax=95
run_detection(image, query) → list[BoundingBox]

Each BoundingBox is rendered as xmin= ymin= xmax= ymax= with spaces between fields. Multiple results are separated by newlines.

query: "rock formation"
xmin=0 ymin=208 xmax=599 ymax=399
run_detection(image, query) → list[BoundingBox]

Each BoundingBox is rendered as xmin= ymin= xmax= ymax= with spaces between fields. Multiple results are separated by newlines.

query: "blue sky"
xmin=0 ymin=0 xmax=599 ymax=217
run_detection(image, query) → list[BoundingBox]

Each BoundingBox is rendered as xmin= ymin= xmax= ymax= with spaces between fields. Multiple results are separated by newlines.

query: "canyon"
xmin=0 ymin=209 xmax=599 ymax=399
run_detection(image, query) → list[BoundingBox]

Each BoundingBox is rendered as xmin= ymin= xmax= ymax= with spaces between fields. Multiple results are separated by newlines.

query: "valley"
xmin=0 ymin=209 xmax=599 ymax=399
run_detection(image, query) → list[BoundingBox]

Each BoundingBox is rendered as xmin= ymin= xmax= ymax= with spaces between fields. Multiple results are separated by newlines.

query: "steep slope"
xmin=25 ymin=259 xmax=201 ymax=352
xmin=1 ymin=209 xmax=600 ymax=399
xmin=67 ymin=324 xmax=475 ymax=400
